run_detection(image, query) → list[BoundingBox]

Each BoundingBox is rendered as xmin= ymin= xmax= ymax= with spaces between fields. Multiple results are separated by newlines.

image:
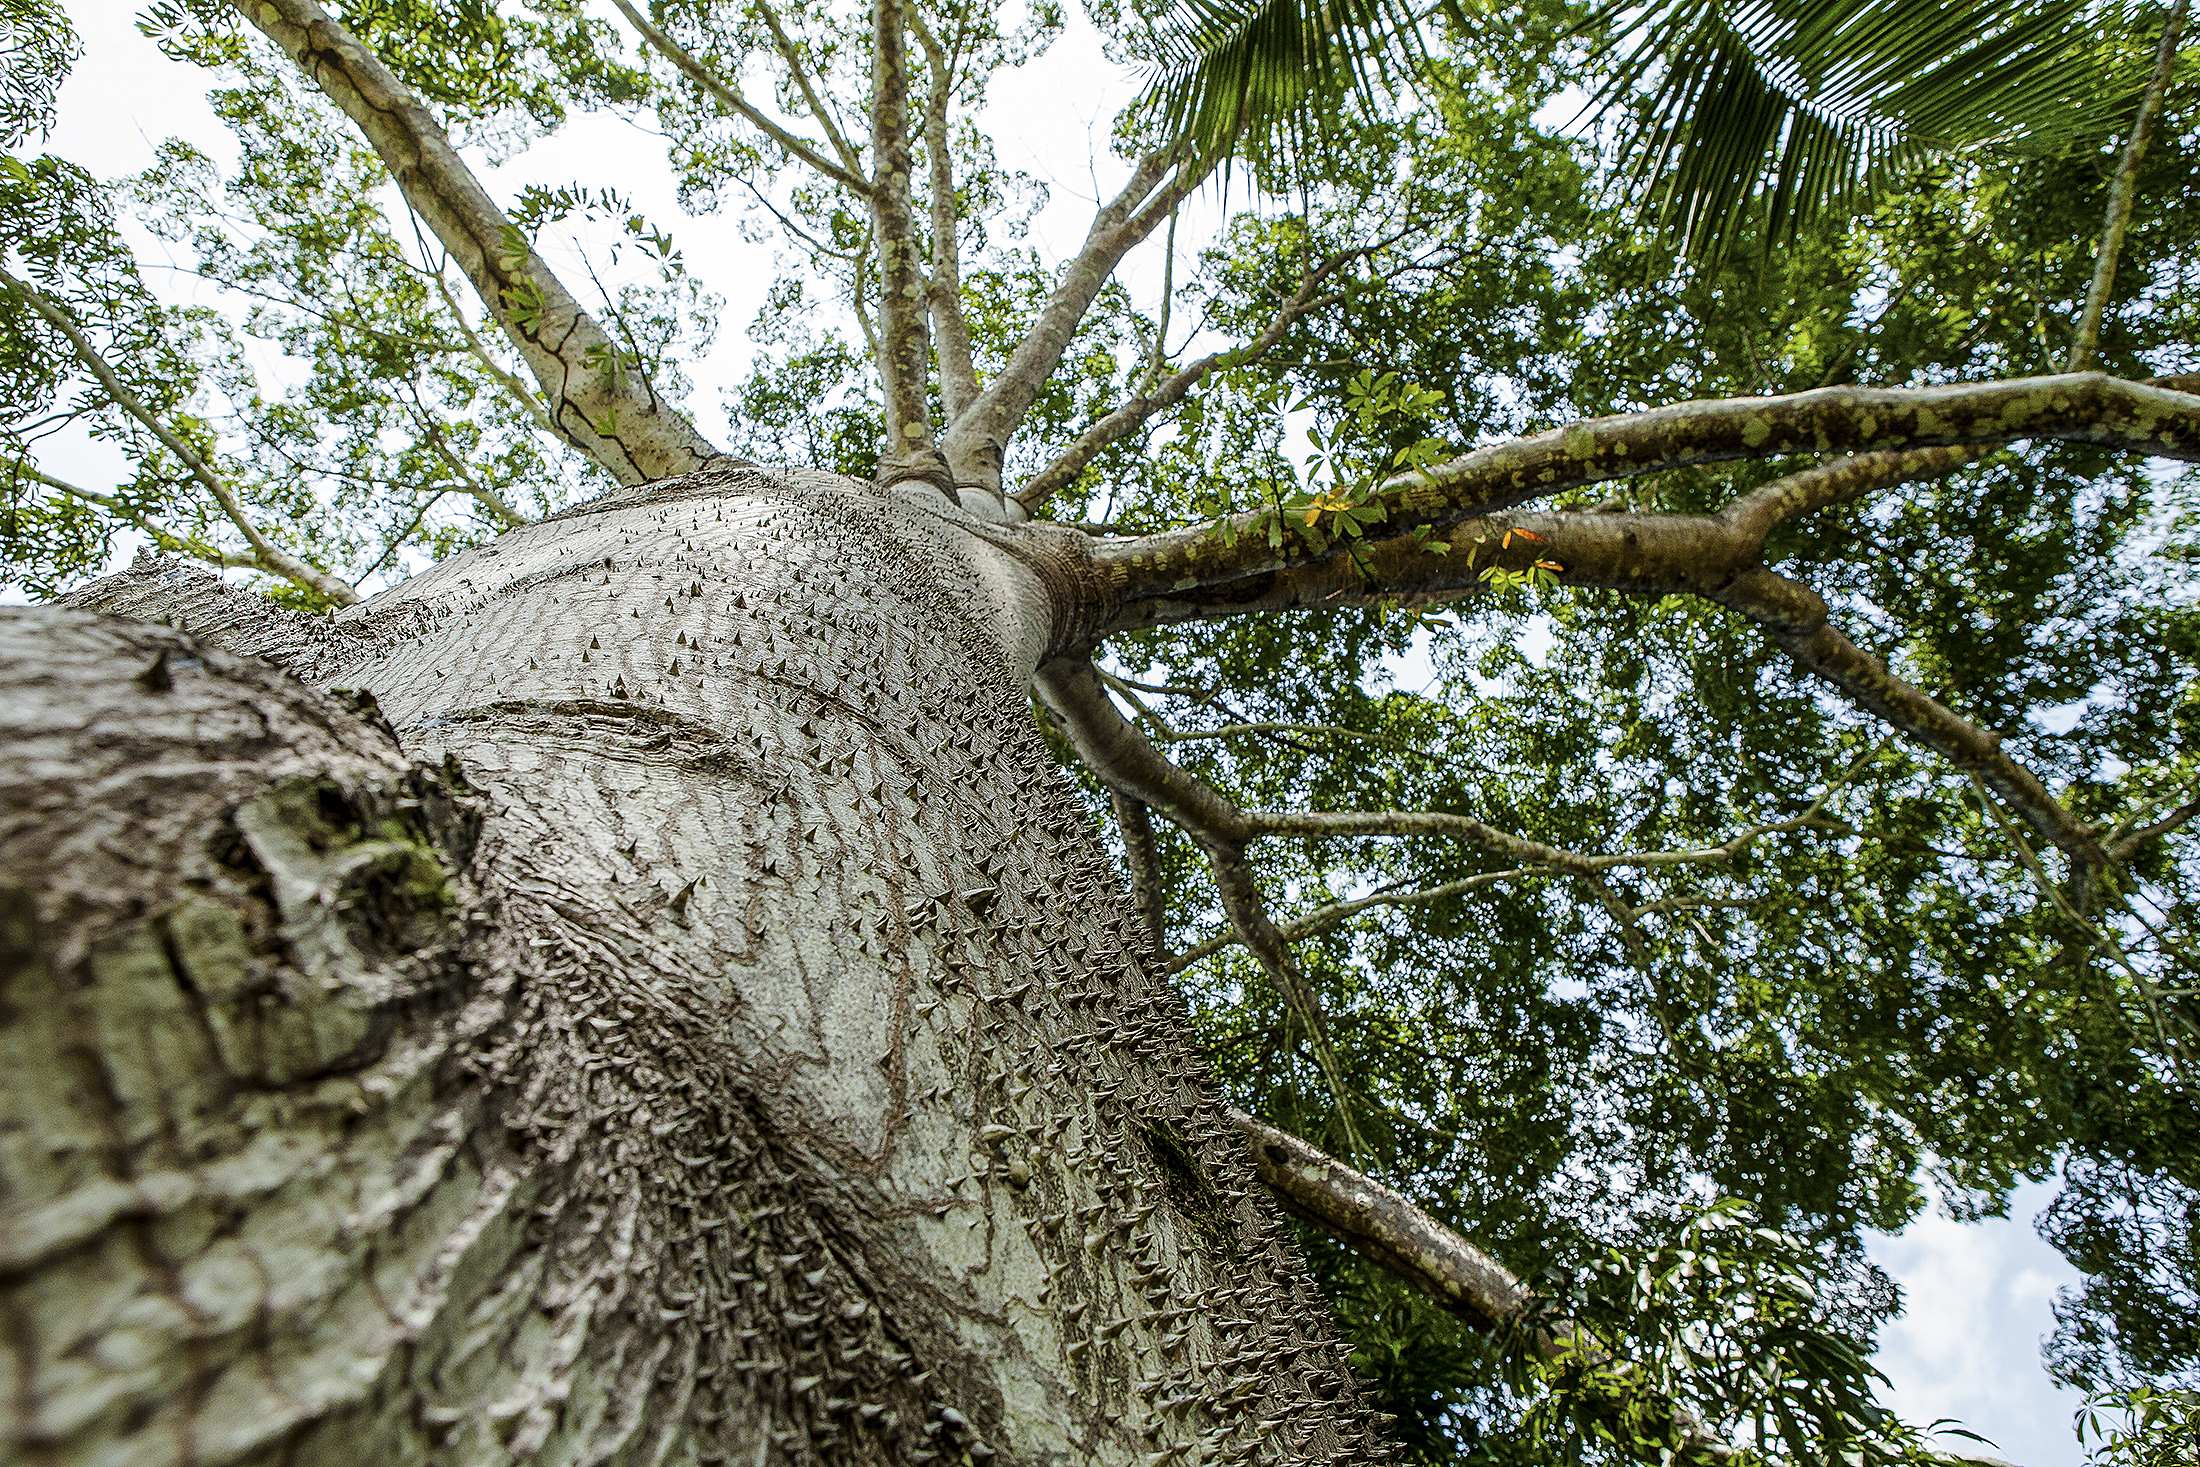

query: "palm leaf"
xmin=1135 ymin=0 xmax=1433 ymax=164
xmin=1585 ymin=0 xmax=2165 ymax=262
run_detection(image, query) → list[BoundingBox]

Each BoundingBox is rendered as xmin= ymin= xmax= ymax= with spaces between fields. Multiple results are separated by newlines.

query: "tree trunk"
xmin=0 ymin=464 xmax=1385 ymax=1466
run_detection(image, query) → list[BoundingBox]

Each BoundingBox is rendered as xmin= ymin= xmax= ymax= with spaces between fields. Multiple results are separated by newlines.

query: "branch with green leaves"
xmin=2 ymin=266 xmax=359 ymax=605
xmin=1089 ymin=372 xmax=2200 ymax=609
xmin=1087 ymin=500 xmax=2111 ymax=881
xmin=231 ymin=0 xmax=722 ymax=484
xmin=1238 ymin=1113 xmax=2023 ymax=1466
xmin=5 ymin=460 xmax=259 ymax=573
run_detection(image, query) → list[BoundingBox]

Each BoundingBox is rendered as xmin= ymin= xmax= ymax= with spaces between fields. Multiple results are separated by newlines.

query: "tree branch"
xmin=1167 ymin=868 xmax=1537 ymax=972
xmin=4 ymin=269 xmax=359 ymax=605
xmin=1036 ymin=658 xmax=1358 ymax=1140
xmin=908 ymin=9 xmax=978 ymax=425
xmin=1036 ymin=657 xmax=1254 ymax=841
xmin=1111 ymin=791 xmax=1172 ymax=958
xmin=1714 ymin=567 xmax=2108 ymax=872
xmin=2070 ymin=0 xmax=2188 ymax=371
xmin=1232 ymin=1111 xmax=1738 ymax=1464
xmin=7 ymin=460 xmax=260 ymax=572
xmin=1093 ymin=373 xmax=2200 ymax=607
xmin=1017 ymin=255 xmax=1355 ymax=513
xmin=753 ymin=0 xmax=869 ymax=182
xmin=1717 ymin=443 xmax=1991 ymax=545
xmin=2109 ymin=784 xmax=2200 ymax=861
xmin=1232 ymin=1108 xmax=1538 ymax=1333
xmin=232 ymin=0 xmax=723 ymax=484
xmin=1235 ymin=1113 xmax=2025 ymax=1467
xmin=941 ymin=150 xmax=1212 ymax=491
xmin=1243 ymin=800 xmax=1847 ymax=869
xmin=1097 ymin=504 xmax=1751 ymax=633
xmin=1095 ymin=668 xmax=1377 ymax=750
xmin=414 ymin=250 xmax=561 ymax=439
xmin=866 ymin=0 xmax=949 ymax=492
xmin=612 ymin=0 xmax=871 ymax=197
xmin=1084 ymin=480 xmax=2106 ymax=888
xmin=415 ymin=414 xmax=529 ymax=528
xmin=1147 ymin=718 xmax=1380 ymax=750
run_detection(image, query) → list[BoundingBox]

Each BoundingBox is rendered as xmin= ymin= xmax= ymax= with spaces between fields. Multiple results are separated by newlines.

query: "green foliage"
xmin=0 ymin=0 xmax=75 ymax=149
xmin=140 ymin=0 xmax=646 ymax=140
xmin=1133 ymin=0 xmax=1429 ymax=163
xmin=10 ymin=3 xmax=2200 ymax=1462
xmin=1073 ymin=30 xmax=2200 ymax=1445
xmin=1584 ymin=0 xmax=2165 ymax=262
xmin=1513 ymin=1200 xmax=1956 ymax=1465
xmin=1135 ymin=0 xmax=2169 ymax=261
xmin=2078 ymin=1385 xmax=2200 ymax=1467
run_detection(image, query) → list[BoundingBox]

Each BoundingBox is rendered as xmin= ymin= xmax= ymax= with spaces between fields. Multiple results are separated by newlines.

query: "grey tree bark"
xmin=0 ymin=465 xmax=1386 ymax=1465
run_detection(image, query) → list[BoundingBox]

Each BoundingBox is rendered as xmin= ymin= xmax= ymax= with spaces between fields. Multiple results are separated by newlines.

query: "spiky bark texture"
xmin=0 ymin=465 xmax=1385 ymax=1466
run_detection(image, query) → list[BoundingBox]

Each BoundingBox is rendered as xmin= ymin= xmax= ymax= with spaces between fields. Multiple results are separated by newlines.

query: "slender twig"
xmin=2109 ymin=776 xmax=2200 ymax=858
xmin=396 ymin=381 xmax=529 ymax=528
xmin=354 ymin=488 xmax=453 ymax=583
xmin=2069 ymin=0 xmax=2188 ymax=371
xmin=1168 ymin=867 xmax=1540 ymax=972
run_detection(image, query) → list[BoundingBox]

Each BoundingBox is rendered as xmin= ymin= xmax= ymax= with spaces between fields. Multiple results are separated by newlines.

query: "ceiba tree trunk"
xmin=0 ymin=464 xmax=1386 ymax=1466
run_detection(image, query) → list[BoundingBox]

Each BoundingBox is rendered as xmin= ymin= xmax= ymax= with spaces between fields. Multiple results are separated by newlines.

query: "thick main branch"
xmin=866 ymin=0 xmax=948 ymax=491
xmin=233 ymin=0 xmax=722 ymax=484
xmin=1095 ymin=373 xmax=2200 ymax=604
xmin=941 ymin=152 xmax=1211 ymax=491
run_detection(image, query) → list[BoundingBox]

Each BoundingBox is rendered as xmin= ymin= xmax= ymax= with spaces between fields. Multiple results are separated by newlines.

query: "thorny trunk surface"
xmin=0 ymin=465 xmax=1386 ymax=1466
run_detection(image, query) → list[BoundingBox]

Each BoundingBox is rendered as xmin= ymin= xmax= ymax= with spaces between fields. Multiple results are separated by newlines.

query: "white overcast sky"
xmin=31 ymin=5 xmax=2098 ymax=1461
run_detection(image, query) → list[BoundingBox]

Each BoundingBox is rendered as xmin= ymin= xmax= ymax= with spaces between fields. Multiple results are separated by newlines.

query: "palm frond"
xmin=1587 ymin=0 xmax=2164 ymax=262
xmin=1135 ymin=0 xmax=1432 ymax=165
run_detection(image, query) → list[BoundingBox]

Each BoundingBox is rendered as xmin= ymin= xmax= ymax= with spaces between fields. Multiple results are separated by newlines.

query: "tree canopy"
xmin=5 ymin=0 xmax=2199 ymax=1461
